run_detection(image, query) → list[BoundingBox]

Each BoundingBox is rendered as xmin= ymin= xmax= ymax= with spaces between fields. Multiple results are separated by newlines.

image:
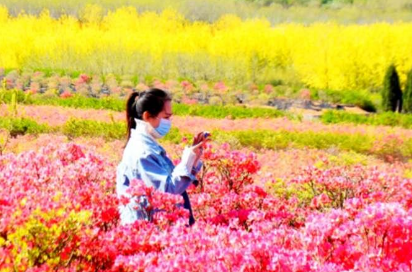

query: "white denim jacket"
xmin=116 ymin=120 xmax=200 ymax=225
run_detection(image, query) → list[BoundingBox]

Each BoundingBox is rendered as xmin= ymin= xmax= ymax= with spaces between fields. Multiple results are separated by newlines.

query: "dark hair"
xmin=126 ymin=88 xmax=172 ymax=140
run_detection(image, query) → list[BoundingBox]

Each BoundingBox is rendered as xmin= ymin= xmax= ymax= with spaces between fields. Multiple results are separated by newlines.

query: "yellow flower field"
xmin=1 ymin=5 xmax=412 ymax=90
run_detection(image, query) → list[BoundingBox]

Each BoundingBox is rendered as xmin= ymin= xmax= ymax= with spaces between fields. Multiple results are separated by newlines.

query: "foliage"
xmin=0 ymin=129 xmax=9 ymax=155
xmin=0 ymin=117 xmax=50 ymax=137
xmin=11 ymin=86 xmax=412 ymax=131
xmin=0 ymin=70 xmax=384 ymax=110
xmin=30 ymin=95 xmax=125 ymax=112
xmin=175 ymin=103 xmax=286 ymax=119
xmin=382 ymin=65 xmax=403 ymax=112
xmin=403 ymin=68 xmax=412 ymax=113
xmin=62 ymin=118 xmax=125 ymax=140
xmin=1 ymin=90 xmax=287 ymax=119
xmin=215 ymin=129 xmax=374 ymax=154
xmin=2 ymin=8 xmax=412 ymax=90
xmin=2 ymin=142 xmax=412 ymax=271
xmin=311 ymin=88 xmax=377 ymax=112
xmin=2 ymin=112 xmax=412 ymax=161
xmin=321 ymin=110 xmax=412 ymax=129
xmin=2 ymin=0 xmax=412 ymax=24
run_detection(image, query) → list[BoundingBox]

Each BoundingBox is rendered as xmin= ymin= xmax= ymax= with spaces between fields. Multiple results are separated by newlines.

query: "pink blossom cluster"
xmin=0 ymin=143 xmax=412 ymax=271
xmin=287 ymin=159 xmax=412 ymax=209
xmin=0 ymin=104 xmax=122 ymax=127
xmin=6 ymin=133 xmax=410 ymax=184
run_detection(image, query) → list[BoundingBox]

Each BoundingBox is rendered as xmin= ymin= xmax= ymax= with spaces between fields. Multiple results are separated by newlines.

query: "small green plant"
xmin=1 ymin=78 xmax=6 ymax=90
xmin=0 ymin=117 xmax=50 ymax=137
xmin=265 ymin=178 xmax=314 ymax=204
xmin=62 ymin=118 xmax=125 ymax=140
xmin=9 ymin=90 xmax=17 ymax=117
xmin=0 ymin=129 xmax=10 ymax=155
xmin=0 ymin=78 xmax=6 ymax=104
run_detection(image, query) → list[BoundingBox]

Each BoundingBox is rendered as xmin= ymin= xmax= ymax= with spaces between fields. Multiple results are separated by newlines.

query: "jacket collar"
xmin=130 ymin=120 xmax=166 ymax=156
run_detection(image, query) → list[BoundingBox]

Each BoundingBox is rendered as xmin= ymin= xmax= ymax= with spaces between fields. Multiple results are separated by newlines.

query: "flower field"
xmin=1 ymin=100 xmax=412 ymax=271
xmin=2 ymin=1 xmax=412 ymax=271
xmin=2 ymin=103 xmax=412 ymax=161
xmin=1 ymin=6 xmax=412 ymax=91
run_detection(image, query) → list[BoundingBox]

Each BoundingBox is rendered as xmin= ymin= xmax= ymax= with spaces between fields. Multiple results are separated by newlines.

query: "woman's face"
xmin=145 ymin=100 xmax=173 ymax=128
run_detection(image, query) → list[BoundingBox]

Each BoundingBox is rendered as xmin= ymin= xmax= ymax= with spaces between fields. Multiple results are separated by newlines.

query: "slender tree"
xmin=382 ymin=64 xmax=403 ymax=112
xmin=403 ymin=68 xmax=412 ymax=113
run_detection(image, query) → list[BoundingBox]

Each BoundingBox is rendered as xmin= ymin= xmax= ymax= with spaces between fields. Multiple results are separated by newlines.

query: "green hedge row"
xmin=320 ymin=110 xmax=412 ymax=129
xmin=1 ymin=116 xmax=411 ymax=161
xmin=0 ymin=90 xmax=287 ymax=119
xmin=0 ymin=117 xmax=50 ymax=137
xmin=4 ymin=90 xmax=412 ymax=129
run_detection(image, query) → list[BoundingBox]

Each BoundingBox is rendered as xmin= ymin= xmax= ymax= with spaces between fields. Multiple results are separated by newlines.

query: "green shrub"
xmin=403 ymin=68 xmax=412 ymax=113
xmin=163 ymin=127 xmax=190 ymax=144
xmin=173 ymin=104 xmax=286 ymax=119
xmin=320 ymin=110 xmax=412 ymax=129
xmin=311 ymin=89 xmax=377 ymax=112
xmin=62 ymin=118 xmax=125 ymax=140
xmin=401 ymin=138 xmax=412 ymax=159
xmin=211 ymin=129 xmax=373 ymax=154
xmin=321 ymin=110 xmax=368 ymax=124
xmin=327 ymin=151 xmax=370 ymax=167
xmin=0 ymin=117 xmax=50 ymax=137
xmin=382 ymin=65 xmax=403 ymax=112
xmin=0 ymin=89 xmax=33 ymax=105
xmin=1 ymin=115 xmax=411 ymax=161
xmin=7 ymin=209 xmax=92 ymax=270
xmin=208 ymin=96 xmax=223 ymax=106
xmin=265 ymin=178 xmax=314 ymax=205
xmin=4 ymin=90 xmax=287 ymax=120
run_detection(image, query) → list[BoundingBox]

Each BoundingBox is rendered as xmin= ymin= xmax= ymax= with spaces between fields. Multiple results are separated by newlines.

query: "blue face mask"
xmin=154 ymin=118 xmax=171 ymax=137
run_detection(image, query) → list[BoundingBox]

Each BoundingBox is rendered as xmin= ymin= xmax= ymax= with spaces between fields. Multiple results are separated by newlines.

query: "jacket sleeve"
xmin=137 ymin=148 xmax=197 ymax=195
xmin=191 ymin=160 xmax=203 ymax=175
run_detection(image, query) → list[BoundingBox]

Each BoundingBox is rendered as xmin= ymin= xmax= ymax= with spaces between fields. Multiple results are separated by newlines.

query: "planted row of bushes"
xmin=0 ymin=117 xmax=50 ymax=137
xmin=320 ymin=110 xmax=412 ymax=128
xmin=1 ymin=116 xmax=411 ymax=161
xmin=0 ymin=90 xmax=287 ymax=119
xmin=4 ymin=89 xmax=412 ymax=129
xmin=211 ymin=129 xmax=412 ymax=162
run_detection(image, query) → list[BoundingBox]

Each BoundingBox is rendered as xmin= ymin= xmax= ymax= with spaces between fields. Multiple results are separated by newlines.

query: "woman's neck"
xmin=133 ymin=118 xmax=160 ymax=142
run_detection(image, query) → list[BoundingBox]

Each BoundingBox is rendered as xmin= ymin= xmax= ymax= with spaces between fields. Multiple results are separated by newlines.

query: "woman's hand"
xmin=192 ymin=132 xmax=210 ymax=161
xmin=192 ymin=131 xmax=205 ymax=146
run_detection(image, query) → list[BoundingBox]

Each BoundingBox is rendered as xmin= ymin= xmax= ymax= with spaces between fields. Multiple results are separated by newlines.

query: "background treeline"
xmin=2 ymin=1 xmax=412 ymax=112
xmin=2 ymin=9 xmax=412 ymax=94
xmin=1 ymin=0 xmax=412 ymax=24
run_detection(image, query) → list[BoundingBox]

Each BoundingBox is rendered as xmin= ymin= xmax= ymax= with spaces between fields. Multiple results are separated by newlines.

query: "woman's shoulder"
xmin=125 ymin=130 xmax=164 ymax=159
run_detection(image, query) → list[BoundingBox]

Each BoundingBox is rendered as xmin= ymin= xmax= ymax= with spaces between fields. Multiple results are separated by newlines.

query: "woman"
xmin=116 ymin=88 xmax=205 ymax=226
